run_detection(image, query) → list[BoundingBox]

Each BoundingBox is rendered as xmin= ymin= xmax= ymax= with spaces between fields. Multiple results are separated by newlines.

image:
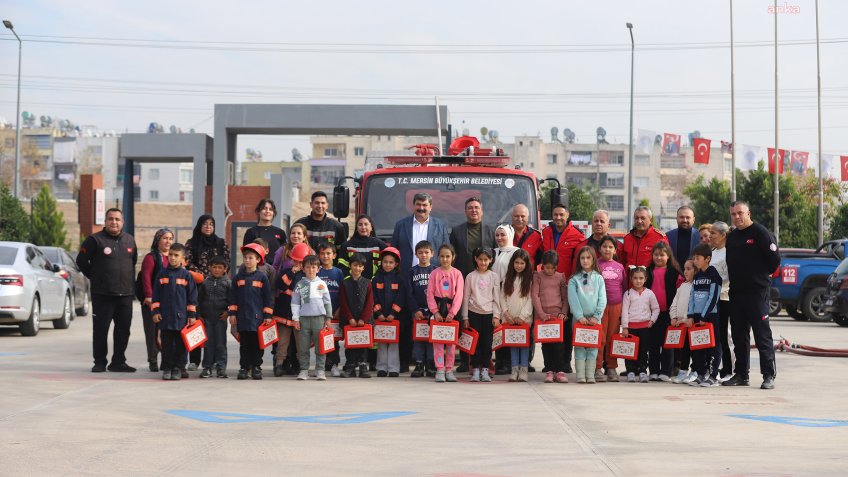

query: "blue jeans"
xmin=413 ymin=341 xmax=434 ymax=364
xmin=510 ymin=346 xmax=529 ymax=367
xmin=202 ymin=316 xmax=228 ymax=370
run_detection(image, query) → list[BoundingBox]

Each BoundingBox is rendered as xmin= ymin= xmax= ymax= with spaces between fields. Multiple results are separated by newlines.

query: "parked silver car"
xmin=38 ymin=246 xmax=91 ymax=317
xmin=0 ymin=241 xmax=73 ymax=336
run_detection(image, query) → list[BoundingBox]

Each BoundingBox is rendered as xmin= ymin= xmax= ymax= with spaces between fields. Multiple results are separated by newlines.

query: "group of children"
xmin=150 ymin=227 xmax=724 ymax=386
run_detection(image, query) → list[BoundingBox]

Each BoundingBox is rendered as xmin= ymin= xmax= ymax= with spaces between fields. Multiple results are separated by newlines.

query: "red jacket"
xmin=513 ymin=226 xmax=543 ymax=267
xmin=541 ymin=223 xmax=585 ymax=277
xmin=620 ymin=228 xmax=668 ymax=269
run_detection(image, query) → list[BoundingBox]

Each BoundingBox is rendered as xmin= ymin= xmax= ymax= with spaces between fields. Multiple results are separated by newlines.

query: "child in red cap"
xmin=228 ymin=243 xmax=274 ymax=380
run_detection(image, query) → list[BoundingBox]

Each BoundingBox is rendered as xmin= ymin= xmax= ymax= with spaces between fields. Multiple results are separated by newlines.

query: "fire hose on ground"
xmin=775 ymin=337 xmax=848 ymax=357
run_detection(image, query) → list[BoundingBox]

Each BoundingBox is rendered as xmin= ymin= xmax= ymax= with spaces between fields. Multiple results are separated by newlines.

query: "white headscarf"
xmin=493 ymin=224 xmax=519 ymax=281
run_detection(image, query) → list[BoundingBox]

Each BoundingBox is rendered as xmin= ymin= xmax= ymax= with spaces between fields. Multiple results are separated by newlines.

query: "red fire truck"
xmin=332 ymin=136 xmax=567 ymax=241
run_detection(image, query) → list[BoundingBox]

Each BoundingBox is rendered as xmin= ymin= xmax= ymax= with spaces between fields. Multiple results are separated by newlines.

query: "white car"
xmin=0 ymin=241 xmax=73 ymax=336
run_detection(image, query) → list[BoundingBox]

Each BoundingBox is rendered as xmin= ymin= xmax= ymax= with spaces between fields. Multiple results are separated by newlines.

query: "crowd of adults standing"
xmin=76 ymin=190 xmax=779 ymax=389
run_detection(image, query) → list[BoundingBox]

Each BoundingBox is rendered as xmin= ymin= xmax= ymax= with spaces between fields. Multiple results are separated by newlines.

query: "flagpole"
xmin=816 ymin=0 xmax=824 ymax=246
xmin=729 ymin=0 xmax=737 ymax=204
xmin=773 ymin=0 xmax=780 ymax=243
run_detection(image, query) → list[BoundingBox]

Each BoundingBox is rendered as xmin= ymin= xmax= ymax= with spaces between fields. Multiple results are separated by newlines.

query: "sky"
xmin=1 ymin=0 xmax=846 ymax=164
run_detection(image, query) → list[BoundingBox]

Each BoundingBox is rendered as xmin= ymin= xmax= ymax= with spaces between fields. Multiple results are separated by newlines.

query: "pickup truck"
xmin=771 ymin=239 xmax=848 ymax=322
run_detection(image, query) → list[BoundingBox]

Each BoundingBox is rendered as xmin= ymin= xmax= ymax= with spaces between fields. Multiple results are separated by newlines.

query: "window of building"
xmin=724 ymin=158 xmax=733 ymax=174
xmin=149 ymin=190 xmax=159 ymax=200
xmin=354 ymin=147 xmax=365 ymax=156
xmin=598 ymin=151 xmax=624 ymax=165
xmin=565 ymin=173 xmax=597 ymax=188
xmin=149 ymin=168 xmax=160 ymax=180
xmin=568 ymin=152 xmax=594 ymax=166
xmin=324 ymin=148 xmax=338 ymax=157
xmin=25 ymin=135 xmax=52 ymax=150
xmin=547 ymin=154 xmax=558 ymax=165
xmin=607 ymin=195 xmax=624 ymax=211
xmin=635 ymin=154 xmax=650 ymax=165
xmin=633 ymin=177 xmax=650 ymax=190
xmin=179 ymin=191 xmax=186 ymax=202
xmin=179 ymin=169 xmax=193 ymax=184
xmin=263 ymin=171 xmax=272 ymax=180
xmin=601 ymin=172 xmax=624 ymax=188
xmin=519 ymin=140 xmax=524 ymax=146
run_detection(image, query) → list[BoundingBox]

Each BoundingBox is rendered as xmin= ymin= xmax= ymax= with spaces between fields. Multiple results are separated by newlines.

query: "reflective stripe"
xmin=281 ymin=275 xmax=292 ymax=285
xmin=337 ymin=258 xmax=350 ymax=268
xmin=374 ymin=304 xmax=382 ymax=311
xmin=237 ymin=280 xmax=246 ymax=287
xmin=391 ymin=304 xmax=402 ymax=313
xmin=175 ymin=278 xmax=188 ymax=286
xmin=391 ymin=283 xmax=399 ymax=290
xmin=186 ymin=305 xmax=197 ymax=312
xmin=252 ymin=280 xmax=264 ymax=288
xmin=308 ymin=230 xmax=336 ymax=238
xmin=159 ymin=277 xmax=170 ymax=284
xmin=228 ymin=305 xmax=238 ymax=311
xmin=263 ymin=307 xmax=273 ymax=314
xmin=346 ymin=246 xmax=381 ymax=253
xmin=376 ymin=282 xmax=385 ymax=289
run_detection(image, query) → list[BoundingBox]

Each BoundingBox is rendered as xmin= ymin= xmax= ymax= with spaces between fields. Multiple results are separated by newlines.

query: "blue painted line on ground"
xmin=727 ymin=414 xmax=848 ymax=427
xmin=0 ymin=352 xmax=27 ymax=356
xmin=167 ymin=410 xmax=415 ymax=424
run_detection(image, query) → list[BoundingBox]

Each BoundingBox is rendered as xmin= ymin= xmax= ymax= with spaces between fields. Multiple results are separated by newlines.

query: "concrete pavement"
xmin=1 ymin=305 xmax=846 ymax=476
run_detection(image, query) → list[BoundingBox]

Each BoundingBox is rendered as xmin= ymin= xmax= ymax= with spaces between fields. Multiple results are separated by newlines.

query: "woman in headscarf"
xmin=139 ymin=228 xmax=174 ymax=372
xmin=185 ymin=214 xmax=230 ymax=277
xmin=492 ymin=224 xmax=519 ymax=282
xmin=337 ymin=214 xmax=387 ymax=279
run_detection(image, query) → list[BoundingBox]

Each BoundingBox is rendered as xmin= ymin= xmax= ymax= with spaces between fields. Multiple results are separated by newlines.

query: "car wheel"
xmin=833 ymin=314 xmax=848 ymax=327
xmin=54 ymin=293 xmax=72 ymax=329
xmin=20 ymin=297 xmax=40 ymax=336
xmin=802 ymin=287 xmax=832 ymax=322
xmin=768 ymin=300 xmax=782 ymax=317
xmin=75 ymin=289 xmax=89 ymax=316
xmin=787 ymin=306 xmax=808 ymax=321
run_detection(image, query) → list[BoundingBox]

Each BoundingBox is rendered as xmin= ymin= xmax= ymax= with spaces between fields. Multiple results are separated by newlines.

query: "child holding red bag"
xmin=621 ymin=266 xmax=660 ymax=383
xmin=568 ymin=247 xmax=607 ymax=384
xmin=462 ymin=247 xmax=500 ymax=383
xmin=500 ymin=249 xmax=534 ymax=382
xmin=531 ymin=250 xmax=569 ymax=383
xmin=426 ymin=244 xmax=464 ymax=383
xmin=151 ymin=243 xmax=198 ymax=381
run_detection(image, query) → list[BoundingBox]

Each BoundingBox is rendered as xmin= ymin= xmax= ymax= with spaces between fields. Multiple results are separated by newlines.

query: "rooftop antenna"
xmin=551 ymin=126 xmax=560 ymax=143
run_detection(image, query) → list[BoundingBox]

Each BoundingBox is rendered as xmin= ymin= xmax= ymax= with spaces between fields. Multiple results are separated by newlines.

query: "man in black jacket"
xmin=450 ymin=197 xmax=496 ymax=277
xmin=77 ymin=208 xmax=138 ymax=373
xmin=295 ymin=191 xmax=347 ymax=251
xmin=724 ymin=201 xmax=780 ymax=390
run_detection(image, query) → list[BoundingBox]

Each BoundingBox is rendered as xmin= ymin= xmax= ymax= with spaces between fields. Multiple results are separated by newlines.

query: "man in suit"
xmin=450 ymin=197 xmax=497 ymax=277
xmin=391 ymin=192 xmax=450 ymax=276
xmin=667 ymin=205 xmax=700 ymax=268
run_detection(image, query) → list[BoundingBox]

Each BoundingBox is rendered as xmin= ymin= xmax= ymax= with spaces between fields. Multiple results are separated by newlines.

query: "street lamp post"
xmin=3 ymin=20 xmax=21 ymax=198
xmin=626 ymin=22 xmax=635 ymax=230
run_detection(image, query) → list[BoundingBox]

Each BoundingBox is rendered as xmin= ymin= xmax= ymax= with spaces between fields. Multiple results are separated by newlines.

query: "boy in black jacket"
xmin=407 ymin=240 xmax=437 ymax=377
xmin=339 ymin=253 xmax=374 ymax=378
xmin=199 ymin=255 xmax=231 ymax=378
xmin=151 ymin=243 xmax=198 ymax=381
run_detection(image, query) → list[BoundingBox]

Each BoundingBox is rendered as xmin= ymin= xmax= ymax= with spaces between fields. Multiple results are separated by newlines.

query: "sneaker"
xmin=170 ymin=368 xmax=181 ymax=380
xmin=445 ymin=370 xmax=457 ymax=382
xmin=544 ymin=371 xmax=554 ymax=383
xmin=388 ymin=372 xmax=399 ymax=378
xmin=91 ymin=364 xmax=107 ymax=373
xmin=180 ymin=368 xmax=189 ymax=379
xmin=296 ymin=370 xmax=309 ymax=380
xmin=471 ymin=369 xmax=481 ymax=382
xmin=149 ymin=362 xmax=159 ymax=372
xmin=658 ymin=374 xmax=671 ymax=383
xmin=237 ymin=369 xmax=249 ymax=380
xmin=340 ymin=366 xmax=353 ymax=378
xmin=358 ymin=364 xmax=371 ymax=378
xmin=518 ymin=367 xmax=528 ymax=382
xmin=626 ymin=372 xmax=636 ymax=383
xmin=273 ymin=365 xmax=284 ymax=377
xmin=722 ymin=374 xmax=750 ymax=387
xmin=606 ymin=369 xmax=619 ymax=382
xmin=648 ymin=373 xmax=659 ymax=381
xmin=435 ymin=370 xmax=446 ymax=382
xmin=252 ymin=368 xmax=263 ymax=380
xmin=309 ymin=369 xmax=318 ymax=378
xmin=555 ymin=372 xmax=569 ymax=383
xmin=377 ymin=370 xmax=388 ymax=377
xmin=671 ymin=370 xmax=688 ymax=384
xmin=700 ymin=376 xmax=719 ymax=387
xmin=688 ymin=375 xmax=705 ymax=386
xmin=760 ymin=376 xmax=776 ymax=390
xmin=217 ymin=368 xmax=228 ymax=379
xmin=639 ymin=373 xmax=649 ymax=383
xmin=425 ymin=367 xmax=437 ymax=378
xmin=107 ymin=363 xmax=137 ymax=373
xmin=480 ymin=369 xmax=492 ymax=382
xmin=594 ymin=369 xmax=607 ymax=382
xmin=331 ymin=365 xmax=341 ymax=378
xmin=200 ymin=368 xmax=213 ymax=378
xmin=162 ymin=370 xmax=172 ymax=380
xmin=317 ymin=370 xmax=327 ymax=381
xmin=411 ymin=363 xmax=425 ymax=378
xmin=187 ymin=363 xmax=198 ymax=371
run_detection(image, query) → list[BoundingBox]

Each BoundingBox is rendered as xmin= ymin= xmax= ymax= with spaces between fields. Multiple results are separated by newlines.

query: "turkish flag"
xmin=841 ymin=156 xmax=848 ymax=181
xmin=767 ymin=148 xmax=786 ymax=175
xmin=662 ymin=133 xmax=681 ymax=156
xmin=693 ymin=138 xmax=711 ymax=164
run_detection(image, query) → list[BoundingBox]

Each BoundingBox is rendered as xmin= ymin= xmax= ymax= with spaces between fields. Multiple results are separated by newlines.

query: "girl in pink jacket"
xmin=426 ymin=244 xmax=464 ymax=383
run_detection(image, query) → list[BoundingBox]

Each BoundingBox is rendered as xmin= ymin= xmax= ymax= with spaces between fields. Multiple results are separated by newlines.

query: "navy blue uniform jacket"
xmin=228 ymin=269 xmax=273 ymax=332
xmin=151 ymin=266 xmax=198 ymax=331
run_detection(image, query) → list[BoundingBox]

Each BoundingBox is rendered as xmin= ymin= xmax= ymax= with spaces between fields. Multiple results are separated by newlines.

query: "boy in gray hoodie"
xmin=292 ymin=255 xmax=333 ymax=381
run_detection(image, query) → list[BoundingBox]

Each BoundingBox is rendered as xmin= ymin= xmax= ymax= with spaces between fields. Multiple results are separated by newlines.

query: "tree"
xmin=30 ymin=184 xmax=69 ymax=249
xmin=829 ymin=203 xmax=848 ymax=240
xmin=0 ymin=184 xmax=30 ymax=242
xmin=683 ymin=175 xmax=731 ymax=224
xmin=538 ymin=182 xmax=598 ymax=222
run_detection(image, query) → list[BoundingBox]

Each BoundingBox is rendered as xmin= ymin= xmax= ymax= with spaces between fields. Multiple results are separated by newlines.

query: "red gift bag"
xmin=181 ymin=320 xmax=208 ymax=352
xmin=688 ymin=322 xmax=716 ymax=350
xmin=329 ymin=320 xmax=343 ymax=341
xmin=502 ymin=324 xmax=530 ymax=347
xmin=492 ymin=326 xmax=504 ymax=351
xmin=413 ymin=319 xmax=431 ymax=342
xmin=458 ymin=327 xmax=479 ymax=355
xmin=572 ymin=323 xmax=602 ymax=348
xmin=429 ymin=320 xmax=459 ymax=345
xmin=258 ymin=321 xmax=279 ymax=350
xmin=664 ymin=325 xmax=687 ymax=349
xmin=609 ymin=333 xmax=640 ymax=360
xmin=534 ymin=319 xmax=564 ymax=343
xmin=344 ymin=324 xmax=373 ymax=349
xmin=318 ymin=327 xmax=335 ymax=355
xmin=373 ymin=320 xmax=400 ymax=344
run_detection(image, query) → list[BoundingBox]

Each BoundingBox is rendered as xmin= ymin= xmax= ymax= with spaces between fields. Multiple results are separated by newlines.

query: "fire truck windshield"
xmin=364 ymin=172 xmax=538 ymax=239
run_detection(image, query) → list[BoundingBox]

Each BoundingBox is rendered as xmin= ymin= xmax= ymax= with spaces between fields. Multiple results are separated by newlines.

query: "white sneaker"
xmin=296 ymin=370 xmax=308 ymax=381
xmin=639 ymin=372 xmax=649 ymax=383
xmin=648 ymin=373 xmax=659 ymax=381
xmin=470 ymin=368 xmax=480 ymax=382
xmin=681 ymin=371 xmax=698 ymax=384
xmin=480 ymin=368 xmax=492 ymax=382
xmin=316 ymin=370 xmax=327 ymax=381
xmin=330 ymin=365 xmax=340 ymax=377
xmin=187 ymin=363 xmax=198 ymax=371
xmin=672 ymin=370 xmax=688 ymax=384
xmin=626 ymin=372 xmax=636 ymax=383
xmin=658 ymin=374 xmax=671 ymax=382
